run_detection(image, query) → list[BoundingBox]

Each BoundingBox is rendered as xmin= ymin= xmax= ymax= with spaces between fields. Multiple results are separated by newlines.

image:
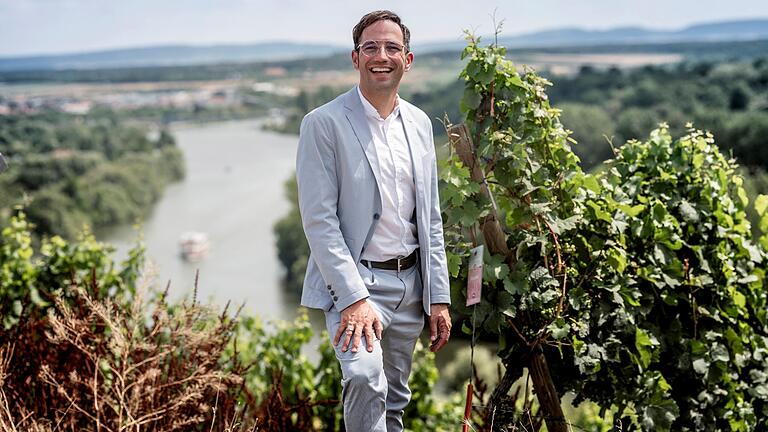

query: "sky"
xmin=0 ymin=0 xmax=766 ymax=57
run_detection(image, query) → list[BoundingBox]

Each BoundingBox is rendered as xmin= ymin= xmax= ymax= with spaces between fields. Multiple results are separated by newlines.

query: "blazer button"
xmin=333 ymin=296 xmax=339 ymax=301
xmin=330 ymin=290 xmax=335 ymax=295
xmin=326 ymin=285 xmax=332 ymax=290
xmin=373 ymin=213 xmax=380 ymax=220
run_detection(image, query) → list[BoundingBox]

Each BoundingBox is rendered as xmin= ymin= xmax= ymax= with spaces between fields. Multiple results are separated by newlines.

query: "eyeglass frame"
xmin=355 ymin=40 xmax=408 ymax=57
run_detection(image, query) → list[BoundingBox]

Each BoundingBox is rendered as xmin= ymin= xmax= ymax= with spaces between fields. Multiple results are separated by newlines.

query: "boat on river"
xmin=179 ymin=231 xmax=209 ymax=262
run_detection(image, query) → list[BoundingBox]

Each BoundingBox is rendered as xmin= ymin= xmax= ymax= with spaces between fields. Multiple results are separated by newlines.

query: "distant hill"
xmin=0 ymin=18 xmax=766 ymax=72
xmin=418 ymin=18 xmax=768 ymax=52
xmin=0 ymin=42 xmax=345 ymax=72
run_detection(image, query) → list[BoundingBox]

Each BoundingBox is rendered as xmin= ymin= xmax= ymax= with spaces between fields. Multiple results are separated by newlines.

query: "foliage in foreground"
xmin=441 ymin=33 xmax=768 ymax=431
xmin=0 ymin=213 xmax=461 ymax=431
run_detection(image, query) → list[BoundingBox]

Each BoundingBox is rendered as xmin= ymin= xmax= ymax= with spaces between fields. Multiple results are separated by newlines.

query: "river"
xmin=102 ymin=119 xmax=302 ymax=320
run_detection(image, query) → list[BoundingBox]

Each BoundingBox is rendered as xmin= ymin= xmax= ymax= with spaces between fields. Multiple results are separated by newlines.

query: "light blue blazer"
xmin=296 ymin=87 xmax=451 ymax=316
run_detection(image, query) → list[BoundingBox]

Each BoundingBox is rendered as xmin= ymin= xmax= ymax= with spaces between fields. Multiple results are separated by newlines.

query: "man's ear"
xmin=404 ymin=51 xmax=414 ymax=72
xmin=352 ymin=50 xmax=359 ymax=70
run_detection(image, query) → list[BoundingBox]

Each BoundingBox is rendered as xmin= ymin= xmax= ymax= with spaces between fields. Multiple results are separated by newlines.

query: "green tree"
xmin=16 ymin=152 xmax=104 ymax=191
xmin=0 ymin=113 xmax=186 ymax=238
xmin=25 ymin=185 xmax=90 ymax=239
xmin=273 ymin=175 xmax=309 ymax=295
xmin=718 ymin=112 xmax=768 ymax=168
xmin=557 ymin=103 xmax=616 ymax=170
xmin=729 ymin=83 xmax=751 ymax=110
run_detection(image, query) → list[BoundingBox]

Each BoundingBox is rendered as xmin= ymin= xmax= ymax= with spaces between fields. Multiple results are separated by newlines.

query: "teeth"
xmin=371 ymin=68 xmax=392 ymax=72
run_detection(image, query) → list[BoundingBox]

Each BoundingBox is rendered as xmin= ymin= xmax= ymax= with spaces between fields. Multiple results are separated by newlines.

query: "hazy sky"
xmin=0 ymin=0 xmax=766 ymax=57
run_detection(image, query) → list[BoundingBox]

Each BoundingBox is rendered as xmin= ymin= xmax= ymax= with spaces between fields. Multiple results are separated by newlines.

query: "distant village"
xmin=0 ymin=79 xmax=299 ymax=116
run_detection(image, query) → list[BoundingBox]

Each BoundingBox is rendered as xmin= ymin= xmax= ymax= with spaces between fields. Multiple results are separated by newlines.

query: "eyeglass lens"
xmin=359 ymin=41 xmax=404 ymax=57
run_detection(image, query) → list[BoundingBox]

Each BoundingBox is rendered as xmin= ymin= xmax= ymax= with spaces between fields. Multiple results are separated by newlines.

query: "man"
xmin=295 ymin=10 xmax=452 ymax=432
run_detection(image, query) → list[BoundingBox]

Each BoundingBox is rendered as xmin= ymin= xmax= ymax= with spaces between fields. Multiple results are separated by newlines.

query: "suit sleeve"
xmin=296 ymin=111 xmax=369 ymax=311
xmin=426 ymin=122 xmax=452 ymax=305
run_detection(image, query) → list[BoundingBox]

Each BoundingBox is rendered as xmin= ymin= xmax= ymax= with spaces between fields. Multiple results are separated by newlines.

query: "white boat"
xmin=179 ymin=232 xmax=209 ymax=262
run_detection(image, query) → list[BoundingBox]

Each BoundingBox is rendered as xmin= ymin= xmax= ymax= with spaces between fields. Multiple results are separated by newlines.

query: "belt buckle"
xmin=396 ymin=255 xmax=404 ymax=276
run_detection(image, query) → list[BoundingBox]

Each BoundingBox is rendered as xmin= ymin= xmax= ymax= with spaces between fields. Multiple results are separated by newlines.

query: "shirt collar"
xmin=357 ymin=85 xmax=400 ymax=121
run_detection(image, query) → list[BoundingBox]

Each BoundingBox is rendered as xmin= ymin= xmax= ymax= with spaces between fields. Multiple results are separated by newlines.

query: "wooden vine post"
xmin=448 ymin=123 xmax=569 ymax=432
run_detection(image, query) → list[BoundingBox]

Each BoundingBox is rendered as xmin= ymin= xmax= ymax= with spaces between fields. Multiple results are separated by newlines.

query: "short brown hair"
xmin=352 ymin=10 xmax=411 ymax=53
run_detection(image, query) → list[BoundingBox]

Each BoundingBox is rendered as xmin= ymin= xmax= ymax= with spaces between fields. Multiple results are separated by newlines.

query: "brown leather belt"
xmin=361 ymin=250 xmax=418 ymax=272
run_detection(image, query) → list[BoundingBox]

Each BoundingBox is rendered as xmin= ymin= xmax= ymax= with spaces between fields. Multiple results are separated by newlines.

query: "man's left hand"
xmin=429 ymin=303 xmax=451 ymax=353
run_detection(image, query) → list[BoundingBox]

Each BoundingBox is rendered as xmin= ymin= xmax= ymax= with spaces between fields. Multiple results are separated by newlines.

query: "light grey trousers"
xmin=324 ymin=261 xmax=425 ymax=432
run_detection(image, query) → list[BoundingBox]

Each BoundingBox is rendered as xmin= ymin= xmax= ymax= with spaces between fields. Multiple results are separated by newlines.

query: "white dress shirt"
xmin=357 ymin=86 xmax=419 ymax=262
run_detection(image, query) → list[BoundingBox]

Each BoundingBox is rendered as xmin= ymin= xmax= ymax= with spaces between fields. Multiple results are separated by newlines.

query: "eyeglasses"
xmin=356 ymin=40 xmax=406 ymax=57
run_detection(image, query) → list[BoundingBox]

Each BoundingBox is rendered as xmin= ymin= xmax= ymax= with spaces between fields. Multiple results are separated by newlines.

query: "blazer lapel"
xmin=343 ymin=88 xmax=383 ymax=189
xmin=400 ymin=104 xmax=427 ymax=205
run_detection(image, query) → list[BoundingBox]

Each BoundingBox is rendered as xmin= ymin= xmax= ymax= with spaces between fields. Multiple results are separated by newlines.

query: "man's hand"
xmin=333 ymin=299 xmax=383 ymax=353
xmin=429 ymin=303 xmax=451 ymax=353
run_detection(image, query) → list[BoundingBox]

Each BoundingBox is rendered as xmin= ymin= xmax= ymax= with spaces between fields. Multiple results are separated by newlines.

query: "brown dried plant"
xmin=0 ymin=269 xmax=258 ymax=432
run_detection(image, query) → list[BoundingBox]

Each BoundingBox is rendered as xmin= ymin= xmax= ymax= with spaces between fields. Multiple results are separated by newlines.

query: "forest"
xmin=0 ymin=111 xmax=185 ymax=239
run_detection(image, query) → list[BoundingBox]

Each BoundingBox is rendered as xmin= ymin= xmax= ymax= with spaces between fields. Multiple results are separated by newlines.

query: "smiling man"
xmin=295 ymin=10 xmax=452 ymax=432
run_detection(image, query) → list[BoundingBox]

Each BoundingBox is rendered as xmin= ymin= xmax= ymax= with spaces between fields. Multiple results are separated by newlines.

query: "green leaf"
xmin=607 ymin=247 xmax=627 ymax=273
xmin=586 ymin=200 xmax=612 ymax=223
xmin=677 ymin=200 xmax=699 ymax=223
xmin=732 ymin=288 xmax=746 ymax=309
xmin=737 ymin=186 xmax=749 ymax=207
xmin=582 ymin=175 xmax=601 ymax=193
xmin=692 ymin=153 xmax=704 ymax=169
xmin=746 ymin=240 xmax=762 ymax=262
xmin=506 ymin=74 xmax=525 ymax=89
xmin=503 ymin=277 xmax=523 ymax=295
xmin=692 ymin=358 xmax=709 ymax=375
xmin=529 ymin=266 xmax=550 ymax=282
xmin=755 ymin=194 xmax=768 ymax=216
xmin=446 ymin=252 xmax=462 ymax=278
xmin=549 ymin=215 xmax=581 ymax=235
xmin=484 ymin=254 xmax=509 ymax=282
xmin=461 ymin=320 xmax=473 ymax=336
xmin=657 ymin=374 xmax=672 ymax=392
xmin=711 ymin=343 xmax=730 ymax=363
xmin=618 ymin=204 xmax=646 ymax=217
xmin=640 ymin=397 xmax=679 ymax=431
xmin=460 ymin=87 xmax=482 ymax=112
xmin=457 ymin=200 xmax=483 ymax=227
xmin=548 ymin=319 xmax=570 ymax=340
xmin=476 ymin=64 xmax=496 ymax=84
xmin=635 ymin=328 xmax=657 ymax=369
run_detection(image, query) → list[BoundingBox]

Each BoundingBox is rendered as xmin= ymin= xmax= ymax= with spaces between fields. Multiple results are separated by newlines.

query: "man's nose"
xmin=371 ymin=45 xmax=388 ymax=59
